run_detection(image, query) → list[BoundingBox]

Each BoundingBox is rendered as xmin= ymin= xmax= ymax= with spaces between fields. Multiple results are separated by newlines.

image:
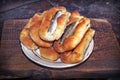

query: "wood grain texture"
xmin=0 ymin=19 xmax=120 ymax=79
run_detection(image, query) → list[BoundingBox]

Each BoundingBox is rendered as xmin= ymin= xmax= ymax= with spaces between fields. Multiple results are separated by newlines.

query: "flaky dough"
xmin=54 ymin=18 xmax=90 ymax=52
xmin=61 ymin=29 xmax=95 ymax=63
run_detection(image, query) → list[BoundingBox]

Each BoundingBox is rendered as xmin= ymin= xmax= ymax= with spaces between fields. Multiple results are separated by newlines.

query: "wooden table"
xmin=0 ymin=0 xmax=120 ymax=79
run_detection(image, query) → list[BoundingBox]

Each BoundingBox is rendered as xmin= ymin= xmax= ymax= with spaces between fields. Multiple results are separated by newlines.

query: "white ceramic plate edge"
xmin=21 ymin=39 xmax=94 ymax=68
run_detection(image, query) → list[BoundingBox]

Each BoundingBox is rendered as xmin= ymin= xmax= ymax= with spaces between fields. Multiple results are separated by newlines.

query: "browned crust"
xmin=29 ymin=22 xmax=52 ymax=47
xmin=53 ymin=12 xmax=70 ymax=40
xmin=29 ymin=13 xmax=52 ymax=47
xmin=67 ymin=10 xmax=83 ymax=26
xmin=54 ymin=18 xmax=90 ymax=53
xmin=20 ymin=13 xmax=43 ymax=50
xmin=25 ymin=13 xmax=42 ymax=28
xmin=39 ymin=6 xmax=67 ymax=41
xmin=20 ymin=6 xmax=96 ymax=63
xmin=61 ymin=29 xmax=95 ymax=63
xmin=39 ymin=47 xmax=60 ymax=61
xmin=20 ymin=28 xmax=38 ymax=50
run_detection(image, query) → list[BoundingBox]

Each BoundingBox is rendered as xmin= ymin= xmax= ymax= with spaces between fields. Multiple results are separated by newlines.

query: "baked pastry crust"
xmin=39 ymin=6 xmax=70 ymax=41
xmin=61 ymin=29 xmax=95 ymax=63
xmin=20 ymin=28 xmax=38 ymax=50
xmin=54 ymin=18 xmax=90 ymax=52
xmin=39 ymin=47 xmax=60 ymax=61
xmin=29 ymin=13 xmax=52 ymax=47
xmin=20 ymin=6 xmax=95 ymax=63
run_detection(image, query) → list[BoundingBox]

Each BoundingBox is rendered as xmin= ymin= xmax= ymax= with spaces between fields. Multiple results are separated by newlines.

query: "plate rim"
xmin=21 ymin=39 xmax=94 ymax=68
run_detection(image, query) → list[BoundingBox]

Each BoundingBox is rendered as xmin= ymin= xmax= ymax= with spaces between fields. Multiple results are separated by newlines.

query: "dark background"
xmin=0 ymin=0 xmax=120 ymax=79
xmin=0 ymin=0 xmax=120 ymax=46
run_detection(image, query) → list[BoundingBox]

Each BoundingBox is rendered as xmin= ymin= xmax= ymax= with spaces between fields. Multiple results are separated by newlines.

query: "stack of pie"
xmin=20 ymin=6 xmax=95 ymax=64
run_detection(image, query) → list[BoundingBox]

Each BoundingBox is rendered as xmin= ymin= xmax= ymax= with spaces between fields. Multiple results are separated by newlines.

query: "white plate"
xmin=21 ymin=39 xmax=94 ymax=68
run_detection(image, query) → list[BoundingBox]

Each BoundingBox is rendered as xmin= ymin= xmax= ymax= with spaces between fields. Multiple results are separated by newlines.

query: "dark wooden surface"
xmin=0 ymin=18 xmax=120 ymax=79
xmin=0 ymin=0 xmax=120 ymax=79
xmin=0 ymin=0 xmax=120 ymax=45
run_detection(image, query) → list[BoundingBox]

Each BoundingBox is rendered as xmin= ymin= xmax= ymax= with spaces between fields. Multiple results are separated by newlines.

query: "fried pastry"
xmin=61 ymin=29 xmax=95 ymax=63
xmin=39 ymin=47 xmax=60 ymax=61
xmin=20 ymin=28 xmax=38 ymax=50
xmin=54 ymin=18 xmax=90 ymax=52
xmin=39 ymin=6 xmax=70 ymax=41
xmin=29 ymin=12 xmax=52 ymax=47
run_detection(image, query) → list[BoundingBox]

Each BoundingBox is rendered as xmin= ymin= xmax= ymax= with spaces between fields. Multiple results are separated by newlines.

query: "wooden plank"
xmin=0 ymin=19 xmax=120 ymax=79
xmin=0 ymin=0 xmax=40 ymax=12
